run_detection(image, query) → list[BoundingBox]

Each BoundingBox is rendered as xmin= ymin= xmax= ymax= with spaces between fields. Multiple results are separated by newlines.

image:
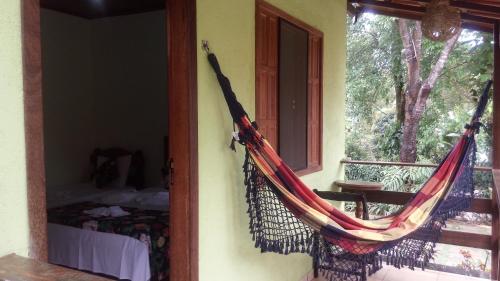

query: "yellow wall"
xmin=197 ymin=0 xmax=347 ymax=280
xmin=0 ymin=0 xmax=346 ymax=276
xmin=0 ymin=0 xmax=30 ymax=257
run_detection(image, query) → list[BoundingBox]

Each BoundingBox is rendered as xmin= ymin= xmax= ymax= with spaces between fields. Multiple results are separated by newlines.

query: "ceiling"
xmin=348 ymin=0 xmax=500 ymax=32
xmin=41 ymin=0 xmax=165 ymax=19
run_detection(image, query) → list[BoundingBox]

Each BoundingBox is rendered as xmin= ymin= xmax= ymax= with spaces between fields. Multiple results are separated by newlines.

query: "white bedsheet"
xmin=48 ymin=223 xmax=151 ymax=281
xmin=47 ymin=184 xmax=168 ymax=280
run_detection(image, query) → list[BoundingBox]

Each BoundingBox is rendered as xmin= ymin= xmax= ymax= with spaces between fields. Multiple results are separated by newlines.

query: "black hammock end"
xmin=206 ymin=51 xmax=249 ymax=126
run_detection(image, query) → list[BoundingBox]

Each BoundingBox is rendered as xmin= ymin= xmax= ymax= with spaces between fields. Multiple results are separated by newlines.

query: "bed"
xmin=46 ymin=147 xmax=169 ymax=281
xmin=47 ymin=186 xmax=169 ymax=281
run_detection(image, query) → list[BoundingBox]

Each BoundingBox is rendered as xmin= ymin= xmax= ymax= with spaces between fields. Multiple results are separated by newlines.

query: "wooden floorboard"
xmin=0 ymin=254 xmax=112 ymax=281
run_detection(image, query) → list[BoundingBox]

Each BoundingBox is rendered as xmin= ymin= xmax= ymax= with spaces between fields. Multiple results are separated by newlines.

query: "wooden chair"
xmin=334 ymin=180 xmax=384 ymax=219
xmin=311 ymin=188 xmax=370 ymax=278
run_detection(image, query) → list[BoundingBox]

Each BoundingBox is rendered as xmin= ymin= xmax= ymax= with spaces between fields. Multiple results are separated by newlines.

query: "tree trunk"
xmin=394 ymin=74 xmax=405 ymax=124
xmin=399 ymin=85 xmax=423 ymax=162
xmin=397 ymin=19 xmax=461 ymax=163
xmin=400 ymin=115 xmax=419 ymax=162
xmin=391 ymin=20 xmax=405 ymax=125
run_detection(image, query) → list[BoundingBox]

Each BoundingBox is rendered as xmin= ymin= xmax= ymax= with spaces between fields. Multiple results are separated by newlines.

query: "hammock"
xmin=206 ymin=50 xmax=492 ymax=281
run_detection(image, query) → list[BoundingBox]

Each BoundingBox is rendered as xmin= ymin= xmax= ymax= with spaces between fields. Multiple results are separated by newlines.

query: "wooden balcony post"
xmin=492 ymin=21 xmax=500 ymax=281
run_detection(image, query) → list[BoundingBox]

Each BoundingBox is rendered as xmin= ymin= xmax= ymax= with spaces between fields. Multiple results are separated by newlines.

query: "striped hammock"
xmin=206 ymin=51 xmax=492 ymax=281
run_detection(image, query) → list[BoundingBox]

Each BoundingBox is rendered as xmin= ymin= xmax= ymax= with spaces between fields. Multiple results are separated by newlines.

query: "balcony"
xmin=326 ymin=159 xmax=500 ymax=280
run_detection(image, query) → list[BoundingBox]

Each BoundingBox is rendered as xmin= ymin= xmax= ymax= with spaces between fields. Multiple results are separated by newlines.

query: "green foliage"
xmin=381 ymin=166 xmax=432 ymax=192
xmin=346 ymin=164 xmax=432 ymax=216
xmin=373 ymin=115 xmax=402 ymax=161
xmin=345 ymin=14 xmax=493 ymax=166
xmin=345 ymin=165 xmax=382 ymax=183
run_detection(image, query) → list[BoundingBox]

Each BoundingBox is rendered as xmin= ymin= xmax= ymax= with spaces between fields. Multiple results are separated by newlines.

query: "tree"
xmin=397 ymin=19 xmax=461 ymax=162
xmin=345 ymin=15 xmax=492 ymax=165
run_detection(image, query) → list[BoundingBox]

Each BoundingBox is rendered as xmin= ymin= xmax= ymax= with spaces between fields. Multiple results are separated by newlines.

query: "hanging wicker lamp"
xmin=422 ymin=0 xmax=461 ymax=42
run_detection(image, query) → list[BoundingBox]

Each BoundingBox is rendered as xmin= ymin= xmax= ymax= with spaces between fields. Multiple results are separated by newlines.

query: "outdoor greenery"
xmin=344 ymin=14 xmax=494 ymax=215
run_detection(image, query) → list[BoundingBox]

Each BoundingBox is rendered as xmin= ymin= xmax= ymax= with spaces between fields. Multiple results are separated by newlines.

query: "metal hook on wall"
xmin=202 ymin=40 xmax=211 ymax=54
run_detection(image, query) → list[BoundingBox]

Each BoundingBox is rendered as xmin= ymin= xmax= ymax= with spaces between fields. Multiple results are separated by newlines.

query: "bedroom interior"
xmin=40 ymin=1 xmax=170 ymax=280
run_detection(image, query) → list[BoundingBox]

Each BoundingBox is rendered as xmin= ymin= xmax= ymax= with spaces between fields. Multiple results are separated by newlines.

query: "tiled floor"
xmin=305 ymin=266 xmax=487 ymax=281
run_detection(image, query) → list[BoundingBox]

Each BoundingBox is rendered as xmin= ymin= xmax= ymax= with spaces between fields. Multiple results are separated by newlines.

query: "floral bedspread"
xmin=47 ymin=202 xmax=169 ymax=281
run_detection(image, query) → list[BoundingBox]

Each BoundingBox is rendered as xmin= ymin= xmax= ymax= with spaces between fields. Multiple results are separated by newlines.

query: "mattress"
xmin=47 ymin=184 xmax=169 ymax=281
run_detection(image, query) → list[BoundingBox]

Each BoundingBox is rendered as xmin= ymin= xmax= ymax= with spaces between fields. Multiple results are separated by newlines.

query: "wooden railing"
xmin=341 ymin=159 xmax=492 ymax=172
xmin=492 ymin=169 xmax=500 ymax=280
xmin=340 ymin=161 xmax=500 ymax=279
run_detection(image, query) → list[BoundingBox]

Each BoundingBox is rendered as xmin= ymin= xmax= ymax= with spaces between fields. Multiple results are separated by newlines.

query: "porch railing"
xmin=340 ymin=160 xmax=500 ymax=279
xmin=340 ymin=159 xmax=493 ymax=172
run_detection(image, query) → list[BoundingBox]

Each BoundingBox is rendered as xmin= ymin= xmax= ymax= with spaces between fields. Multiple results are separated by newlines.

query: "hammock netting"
xmin=206 ymin=50 xmax=492 ymax=281
xmin=244 ymin=139 xmax=476 ymax=281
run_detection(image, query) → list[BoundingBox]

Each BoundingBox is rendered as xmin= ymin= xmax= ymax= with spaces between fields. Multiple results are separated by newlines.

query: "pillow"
xmin=98 ymin=191 xmax=138 ymax=205
xmin=94 ymin=155 xmax=131 ymax=189
xmin=90 ymin=148 xmax=143 ymax=189
xmin=114 ymin=155 xmax=132 ymax=188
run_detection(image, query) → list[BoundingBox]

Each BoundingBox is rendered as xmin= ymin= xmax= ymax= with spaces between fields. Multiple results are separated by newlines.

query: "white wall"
xmin=41 ymin=10 xmax=168 ymax=187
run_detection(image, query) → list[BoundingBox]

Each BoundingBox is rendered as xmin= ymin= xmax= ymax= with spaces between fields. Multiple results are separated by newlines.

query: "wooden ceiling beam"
xmin=350 ymin=0 xmax=500 ymax=16
xmin=349 ymin=0 xmax=497 ymax=32
xmin=359 ymin=7 xmax=423 ymax=21
xmin=350 ymin=0 xmax=426 ymax=13
xmin=462 ymin=13 xmax=497 ymax=25
xmin=462 ymin=21 xmax=494 ymax=33
xmin=40 ymin=0 xmax=165 ymax=19
xmin=451 ymin=1 xmax=500 ymax=15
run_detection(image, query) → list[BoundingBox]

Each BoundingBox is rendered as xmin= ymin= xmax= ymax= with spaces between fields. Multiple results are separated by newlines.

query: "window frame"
xmin=255 ymin=0 xmax=323 ymax=176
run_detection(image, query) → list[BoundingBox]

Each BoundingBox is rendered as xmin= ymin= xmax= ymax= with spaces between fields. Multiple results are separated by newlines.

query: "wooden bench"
xmin=334 ymin=180 xmax=383 ymax=218
xmin=0 ymin=254 xmax=112 ymax=281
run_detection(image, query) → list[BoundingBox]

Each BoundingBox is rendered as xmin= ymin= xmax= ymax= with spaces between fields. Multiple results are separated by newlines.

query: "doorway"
xmin=21 ymin=0 xmax=198 ymax=280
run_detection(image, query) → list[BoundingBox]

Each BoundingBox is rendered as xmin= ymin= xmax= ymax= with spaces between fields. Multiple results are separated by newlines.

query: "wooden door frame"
xmin=21 ymin=1 xmax=198 ymax=280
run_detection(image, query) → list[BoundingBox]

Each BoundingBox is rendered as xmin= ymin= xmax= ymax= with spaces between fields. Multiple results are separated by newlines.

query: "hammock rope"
xmin=206 ymin=50 xmax=492 ymax=281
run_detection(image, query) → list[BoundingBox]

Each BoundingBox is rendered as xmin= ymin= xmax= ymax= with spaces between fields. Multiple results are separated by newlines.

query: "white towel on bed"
xmin=84 ymin=206 xmax=130 ymax=217
xmin=109 ymin=206 xmax=130 ymax=217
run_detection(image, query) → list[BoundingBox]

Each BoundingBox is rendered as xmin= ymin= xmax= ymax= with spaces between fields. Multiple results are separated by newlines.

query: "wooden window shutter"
xmin=307 ymin=34 xmax=322 ymax=170
xmin=255 ymin=5 xmax=279 ymax=150
xmin=256 ymin=1 xmax=323 ymax=175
